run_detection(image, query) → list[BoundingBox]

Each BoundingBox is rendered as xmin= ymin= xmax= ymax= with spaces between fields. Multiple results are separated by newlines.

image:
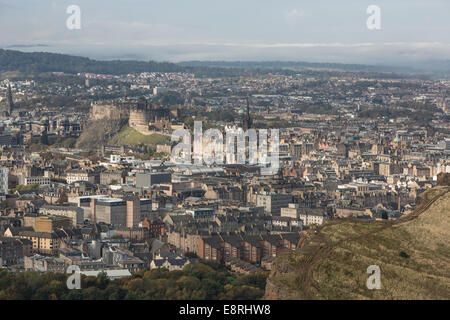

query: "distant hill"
xmin=1 ymin=48 xmax=445 ymax=78
xmin=0 ymin=49 xmax=183 ymax=75
xmin=265 ymin=182 xmax=450 ymax=300
xmin=179 ymin=60 xmax=450 ymax=79
xmin=178 ymin=60 xmax=419 ymax=74
xmin=0 ymin=49 xmax=300 ymax=78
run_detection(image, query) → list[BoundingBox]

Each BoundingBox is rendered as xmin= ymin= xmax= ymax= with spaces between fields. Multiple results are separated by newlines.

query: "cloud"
xmin=7 ymin=39 xmax=450 ymax=66
xmin=68 ymin=41 xmax=450 ymax=65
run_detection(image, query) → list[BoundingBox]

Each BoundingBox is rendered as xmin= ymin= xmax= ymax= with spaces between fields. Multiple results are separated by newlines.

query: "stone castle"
xmin=90 ymin=98 xmax=179 ymax=135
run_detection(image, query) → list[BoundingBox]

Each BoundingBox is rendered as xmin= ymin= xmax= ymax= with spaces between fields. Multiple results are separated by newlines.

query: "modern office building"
xmin=136 ymin=171 xmax=172 ymax=188
xmin=256 ymin=193 xmax=292 ymax=216
xmin=77 ymin=195 xmax=151 ymax=226
xmin=92 ymin=197 xmax=127 ymax=226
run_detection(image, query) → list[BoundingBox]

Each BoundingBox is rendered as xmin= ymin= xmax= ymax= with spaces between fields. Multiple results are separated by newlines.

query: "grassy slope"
xmin=108 ymin=126 xmax=170 ymax=146
xmin=266 ymin=186 xmax=450 ymax=300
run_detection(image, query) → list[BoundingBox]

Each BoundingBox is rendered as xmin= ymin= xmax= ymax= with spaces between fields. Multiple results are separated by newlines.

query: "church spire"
xmin=5 ymin=82 xmax=14 ymax=116
xmin=243 ymin=96 xmax=252 ymax=131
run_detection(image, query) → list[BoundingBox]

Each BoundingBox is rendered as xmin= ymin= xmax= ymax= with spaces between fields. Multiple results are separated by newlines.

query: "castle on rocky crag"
xmin=90 ymin=97 xmax=181 ymax=135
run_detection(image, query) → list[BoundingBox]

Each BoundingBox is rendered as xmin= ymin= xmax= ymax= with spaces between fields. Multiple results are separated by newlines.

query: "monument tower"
xmin=5 ymin=83 xmax=14 ymax=116
xmin=243 ymin=97 xmax=253 ymax=131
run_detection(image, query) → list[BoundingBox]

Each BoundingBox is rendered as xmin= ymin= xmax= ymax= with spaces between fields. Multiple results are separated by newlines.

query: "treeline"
xmin=0 ymin=49 xmax=183 ymax=75
xmin=0 ymin=263 xmax=267 ymax=300
xmin=0 ymin=49 xmax=289 ymax=78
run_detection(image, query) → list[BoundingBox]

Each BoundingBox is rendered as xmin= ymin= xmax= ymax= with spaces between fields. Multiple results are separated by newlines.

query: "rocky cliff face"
xmin=76 ymin=117 xmax=127 ymax=150
xmin=265 ymin=185 xmax=450 ymax=300
xmin=265 ymin=251 xmax=301 ymax=300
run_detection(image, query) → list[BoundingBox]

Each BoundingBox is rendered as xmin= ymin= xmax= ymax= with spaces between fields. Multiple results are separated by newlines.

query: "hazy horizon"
xmin=1 ymin=0 xmax=449 ymax=66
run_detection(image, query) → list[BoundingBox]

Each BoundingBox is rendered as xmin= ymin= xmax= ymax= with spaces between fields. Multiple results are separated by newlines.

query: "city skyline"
xmin=0 ymin=0 xmax=448 ymax=306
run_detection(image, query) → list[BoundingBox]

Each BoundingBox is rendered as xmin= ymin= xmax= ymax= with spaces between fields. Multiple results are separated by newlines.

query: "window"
xmin=224 ymin=244 xmax=230 ymax=256
xmin=252 ymin=247 xmax=257 ymax=260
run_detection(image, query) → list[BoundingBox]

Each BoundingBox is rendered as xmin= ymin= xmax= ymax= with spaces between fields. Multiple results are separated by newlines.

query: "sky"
xmin=0 ymin=0 xmax=449 ymax=65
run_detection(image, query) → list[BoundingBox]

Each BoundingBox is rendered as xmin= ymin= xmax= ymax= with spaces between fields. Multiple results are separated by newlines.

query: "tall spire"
xmin=246 ymin=97 xmax=250 ymax=119
xmin=6 ymin=82 xmax=14 ymax=115
xmin=243 ymin=96 xmax=252 ymax=131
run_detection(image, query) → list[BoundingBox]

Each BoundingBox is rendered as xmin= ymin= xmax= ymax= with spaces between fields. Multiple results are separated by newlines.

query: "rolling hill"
xmin=2 ymin=48 xmax=443 ymax=79
xmin=0 ymin=49 xmax=183 ymax=75
xmin=265 ymin=183 xmax=450 ymax=300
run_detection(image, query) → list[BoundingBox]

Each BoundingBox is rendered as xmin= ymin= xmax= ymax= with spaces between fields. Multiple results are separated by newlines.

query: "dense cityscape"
xmin=0 ymin=55 xmax=448 ymax=300
xmin=0 ymin=1 xmax=449 ymax=306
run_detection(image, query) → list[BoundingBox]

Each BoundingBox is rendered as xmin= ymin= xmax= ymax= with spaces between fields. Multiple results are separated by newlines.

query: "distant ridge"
xmin=0 ymin=49 xmax=183 ymax=75
xmin=0 ymin=48 xmax=443 ymax=78
xmin=177 ymin=60 xmax=419 ymax=74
